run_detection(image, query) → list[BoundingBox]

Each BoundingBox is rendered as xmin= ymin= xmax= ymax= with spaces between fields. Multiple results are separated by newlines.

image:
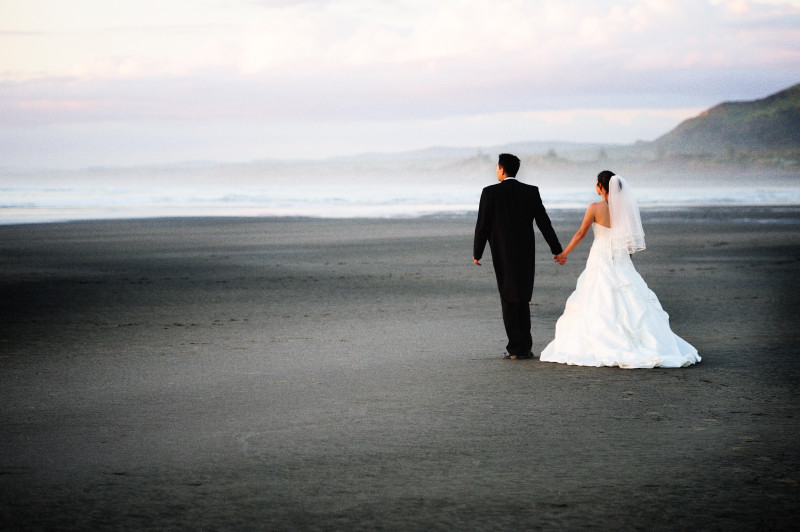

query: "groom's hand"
xmin=554 ymin=254 xmax=566 ymax=265
xmin=473 ymin=257 xmax=481 ymax=266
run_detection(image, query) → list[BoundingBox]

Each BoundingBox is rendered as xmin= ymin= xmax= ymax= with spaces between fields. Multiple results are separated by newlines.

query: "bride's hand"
xmin=554 ymin=253 xmax=567 ymax=265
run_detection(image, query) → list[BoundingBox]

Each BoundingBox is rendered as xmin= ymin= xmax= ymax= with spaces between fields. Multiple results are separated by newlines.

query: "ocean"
xmin=2 ymin=160 xmax=799 ymax=225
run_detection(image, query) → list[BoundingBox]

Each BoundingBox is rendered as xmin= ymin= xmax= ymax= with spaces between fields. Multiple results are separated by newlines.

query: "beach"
xmin=1 ymin=207 xmax=798 ymax=530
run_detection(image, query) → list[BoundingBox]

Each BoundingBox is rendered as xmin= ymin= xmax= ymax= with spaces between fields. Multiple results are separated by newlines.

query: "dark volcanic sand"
xmin=1 ymin=207 xmax=798 ymax=530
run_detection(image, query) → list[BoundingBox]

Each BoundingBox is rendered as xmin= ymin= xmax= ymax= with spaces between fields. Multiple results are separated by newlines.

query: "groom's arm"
xmin=473 ymin=189 xmax=491 ymax=265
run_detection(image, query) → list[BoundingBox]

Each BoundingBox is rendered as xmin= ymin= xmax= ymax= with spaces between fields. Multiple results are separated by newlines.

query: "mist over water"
xmin=2 ymin=156 xmax=799 ymax=225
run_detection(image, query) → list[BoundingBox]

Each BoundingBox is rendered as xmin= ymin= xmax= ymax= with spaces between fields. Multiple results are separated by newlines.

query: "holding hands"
xmin=554 ymin=253 xmax=567 ymax=265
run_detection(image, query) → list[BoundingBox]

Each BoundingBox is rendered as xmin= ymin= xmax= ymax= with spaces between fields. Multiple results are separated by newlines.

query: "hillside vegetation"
xmin=647 ymin=83 xmax=800 ymax=167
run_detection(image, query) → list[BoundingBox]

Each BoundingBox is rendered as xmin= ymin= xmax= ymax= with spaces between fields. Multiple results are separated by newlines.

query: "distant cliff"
xmin=424 ymin=83 xmax=800 ymax=170
xmin=651 ymin=83 xmax=800 ymax=162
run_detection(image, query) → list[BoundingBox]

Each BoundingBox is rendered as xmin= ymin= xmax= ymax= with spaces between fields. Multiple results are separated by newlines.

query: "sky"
xmin=1 ymin=0 xmax=799 ymax=168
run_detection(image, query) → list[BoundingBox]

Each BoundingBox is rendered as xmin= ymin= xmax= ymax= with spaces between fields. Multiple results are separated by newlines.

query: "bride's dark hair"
xmin=597 ymin=170 xmax=616 ymax=193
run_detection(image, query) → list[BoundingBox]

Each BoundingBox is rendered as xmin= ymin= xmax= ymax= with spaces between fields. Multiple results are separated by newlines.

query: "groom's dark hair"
xmin=498 ymin=153 xmax=521 ymax=177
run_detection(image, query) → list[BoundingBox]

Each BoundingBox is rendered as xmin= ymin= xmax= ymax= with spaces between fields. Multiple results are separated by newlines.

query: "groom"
xmin=473 ymin=153 xmax=563 ymax=359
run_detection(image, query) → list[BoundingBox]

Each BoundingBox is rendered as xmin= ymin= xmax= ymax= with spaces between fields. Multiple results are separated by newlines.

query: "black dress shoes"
xmin=503 ymin=351 xmax=534 ymax=360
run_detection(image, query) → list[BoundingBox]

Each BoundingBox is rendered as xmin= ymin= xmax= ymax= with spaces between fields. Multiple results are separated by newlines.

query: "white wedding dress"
xmin=540 ymin=223 xmax=700 ymax=368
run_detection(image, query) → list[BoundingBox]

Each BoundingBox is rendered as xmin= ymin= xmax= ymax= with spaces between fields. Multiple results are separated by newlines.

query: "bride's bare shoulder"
xmin=585 ymin=201 xmax=609 ymax=225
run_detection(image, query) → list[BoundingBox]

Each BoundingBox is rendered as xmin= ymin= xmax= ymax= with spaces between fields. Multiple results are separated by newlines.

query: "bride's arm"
xmin=554 ymin=204 xmax=595 ymax=262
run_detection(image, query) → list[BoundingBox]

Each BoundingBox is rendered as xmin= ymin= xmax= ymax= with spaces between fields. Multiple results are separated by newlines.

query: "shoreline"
xmin=1 ymin=203 xmax=799 ymax=228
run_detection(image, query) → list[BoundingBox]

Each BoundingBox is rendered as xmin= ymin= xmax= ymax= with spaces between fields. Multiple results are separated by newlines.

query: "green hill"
xmin=652 ymin=83 xmax=800 ymax=160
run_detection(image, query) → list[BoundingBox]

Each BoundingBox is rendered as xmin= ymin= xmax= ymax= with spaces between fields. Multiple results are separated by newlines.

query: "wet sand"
xmin=1 ymin=207 xmax=798 ymax=530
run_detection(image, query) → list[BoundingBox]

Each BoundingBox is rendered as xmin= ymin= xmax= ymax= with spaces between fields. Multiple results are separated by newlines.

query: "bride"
xmin=540 ymin=171 xmax=700 ymax=369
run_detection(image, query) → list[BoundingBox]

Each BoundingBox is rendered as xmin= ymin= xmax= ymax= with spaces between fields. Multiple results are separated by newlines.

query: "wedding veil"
xmin=608 ymin=175 xmax=646 ymax=254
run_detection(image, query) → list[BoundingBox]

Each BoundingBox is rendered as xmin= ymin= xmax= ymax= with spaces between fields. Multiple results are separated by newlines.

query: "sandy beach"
xmin=1 ymin=207 xmax=798 ymax=530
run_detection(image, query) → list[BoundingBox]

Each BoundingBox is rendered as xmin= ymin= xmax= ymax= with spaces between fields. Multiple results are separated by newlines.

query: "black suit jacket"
xmin=473 ymin=178 xmax=562 ymax=302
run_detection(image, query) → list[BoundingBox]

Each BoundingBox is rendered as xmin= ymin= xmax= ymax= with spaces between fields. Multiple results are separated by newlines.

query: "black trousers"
xmin=500 ymin=297 xmax=532 ymax=356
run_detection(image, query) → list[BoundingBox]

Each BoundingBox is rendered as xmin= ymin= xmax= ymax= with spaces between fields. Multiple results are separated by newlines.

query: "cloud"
xmin=0 ymin=0 xmax=798 ymax=166
xmin=3 ymin=0 xmax=799 ymax=82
